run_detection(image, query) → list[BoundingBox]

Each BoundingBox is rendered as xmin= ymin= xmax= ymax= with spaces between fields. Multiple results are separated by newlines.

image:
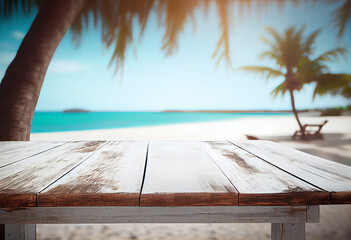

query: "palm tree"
xmin=0 ymin=0 xmax=275 ymax=140
xmin=0 ymin=0 xmax=215 ymax=140
xmin=0 ymin=0 xmax=348 ymax=140
xmin=0 ymin=0 xmax=85 ymax=141
xmin=239 ymin=26 xmax=349 ymax=135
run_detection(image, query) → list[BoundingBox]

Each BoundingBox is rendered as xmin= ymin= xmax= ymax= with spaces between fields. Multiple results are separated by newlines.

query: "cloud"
xmin=48 ymin=60 xmax=90 ymax=73
xmin=11 ymin=31 xmax=25 ymax=40
xmin=0 ymin=51 xmax=16 ymax=65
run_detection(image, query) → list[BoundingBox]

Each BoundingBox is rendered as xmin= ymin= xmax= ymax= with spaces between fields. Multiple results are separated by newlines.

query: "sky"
xmin=0 ymin=0 xmax=350 ymax=112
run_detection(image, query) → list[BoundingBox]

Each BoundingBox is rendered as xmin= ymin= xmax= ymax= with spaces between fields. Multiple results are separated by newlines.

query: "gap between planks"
xmin=140 ymin=142 xmax=238 ymax=206
xmin=197 ymin=141 xmax=240 ymax=204
xmin=1 ymin=141 xmax=331 ymax=208
xmin=34 ymin=141 xmax=111 ymax=206
xmin=199 ymin=141 xmax=327 ymax=206
xmin=227 ymin=140 xmax=331 ymax=204
xmin=138 ymin=142 xmax=149 ymax=206
xmin=37 ymin=141 xmax=148 ymax=207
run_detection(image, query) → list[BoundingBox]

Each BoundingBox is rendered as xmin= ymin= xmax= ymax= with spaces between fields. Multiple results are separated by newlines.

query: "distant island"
xmin=58 ymin=106 xmax=350 ymax=116
xmin=63 ymin=109 xmax=91 ymax=113
xmin=162 ymin=106 xmax=351 ymax=116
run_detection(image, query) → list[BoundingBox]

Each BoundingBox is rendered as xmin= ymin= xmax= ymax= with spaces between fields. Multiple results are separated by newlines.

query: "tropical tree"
xmin=239 ymin=26 xmax=350 ymax=134
xmin=0 ymin=0 xmax=85 ymax=141
xmin=0 ymin=0 xmax=349 ymax=140
xmin=0 ymin=0 xmax=228 ymax=140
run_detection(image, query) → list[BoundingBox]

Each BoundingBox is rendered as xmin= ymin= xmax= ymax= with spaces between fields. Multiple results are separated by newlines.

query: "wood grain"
xmin=38 ymin=141 xmax=148 ymax=206
xmin=0 ymin=194 xmax=36 ymax=208
xmin=0 ymin=141 xmax=106 ymax=208
xmin=0 ymin=141 xmax=65 ymax=167
xmin=232 ymin=140 xmax=351 ymax=204
xmin=0 ymin=206 xmax=307 ymax=224
xmin=0 ymin=140 xmax=348 ymax=208
xmin=200 ymin=141 xmax=329 ymax=205
xmin=140 ymin=142 xmax=238 ymax=206
xmin=331 ymin=191 xmax=351 ymax=204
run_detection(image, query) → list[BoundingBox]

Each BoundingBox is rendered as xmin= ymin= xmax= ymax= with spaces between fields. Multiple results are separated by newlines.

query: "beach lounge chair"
xmin=245 ymin=134 xmax=260 ymax=140
xmin=292 ymin=120 xmax=328 ymax=140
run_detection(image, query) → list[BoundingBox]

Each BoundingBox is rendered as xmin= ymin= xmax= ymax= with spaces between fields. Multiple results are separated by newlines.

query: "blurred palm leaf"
xmin=329 ymin=0 xmax=351 ymax=36
xmin=238 ymin=66 xmax=284 ymax=82
xmin=1 ymin=0 xmax=349 ymax=73
xmin=212 ymin=0 xmax=232 ymax=69
xmin=314 ymin=47 xmax=348 ymax=62
xmin=157 ymin=0 xmax=201 ymax=56
xmin=313 ymin=73 xmax=351 ymax=99
xmin=271 ymin=81 xmax=288 ymax=98
xmin=296 ymin=48 xmax=350 ymax=99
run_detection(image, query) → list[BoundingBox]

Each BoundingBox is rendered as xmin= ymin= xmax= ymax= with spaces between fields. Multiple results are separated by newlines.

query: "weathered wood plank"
xmin=0 ymin=206 xmax=307 ymax=223
xmin=0 ymin=141 xmax=65 ymax=167
xmin=200 ymin=141 xmax=329 ymax=205
xmin=140 ymin=142 xmax=238 ymax=206
xmin=331 ymin=191 xmax=351 ymax=204
xmin=232 ymin=140 xmax=351 ymax=204
xmin=0 ymin=194 xmax=37 ymax=209
xmin=271 ymin=223 xmax=305 ymax=240
xmin=0 ymin=142 xmax=33 ymax=152
xmin=0 ymin=141 xmax=106 ymax=208
xmin=38 ymin=141 xmax=148 ymax=207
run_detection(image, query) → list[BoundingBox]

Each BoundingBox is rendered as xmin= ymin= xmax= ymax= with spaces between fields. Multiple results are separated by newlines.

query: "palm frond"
xmin=270 ymin=81 xmax=287 ymax=98
xmin=259 ymin=50 xmax=281 ymax=63
xmin=0 ymin=0 xmax=43 ymax=18
xmin=265 ymin=26 xmax=283 ymax=50
xmin=259 ymin=36 xmax=274 ymax=48
xmin=212 ymin=0 xmax=232 ymax=69
xmin=314 ymin=47 xmax=348 ymax=62
xmin=313 ymin=73 xmax=351 ymax=99
xmin=158 ymin=0 xmax=201 ymax=56
xmin=238 ymin=66 xmax=284 ymax=82
xmin=302 ymin=28 xmax=321 ymax=53
xmin=330 ymin=0 xmax=351 ymax=36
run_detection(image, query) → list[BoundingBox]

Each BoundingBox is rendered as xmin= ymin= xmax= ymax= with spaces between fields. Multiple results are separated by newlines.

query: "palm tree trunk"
xmin=288 ymin=89 xmax=304 ymax=133
xmin=0 ymin=0 xmax=84 ymax=141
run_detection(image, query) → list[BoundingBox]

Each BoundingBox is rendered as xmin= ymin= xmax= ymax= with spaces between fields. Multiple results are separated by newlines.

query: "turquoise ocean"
xmin=31 ymin=112 xmax=290 ymax=133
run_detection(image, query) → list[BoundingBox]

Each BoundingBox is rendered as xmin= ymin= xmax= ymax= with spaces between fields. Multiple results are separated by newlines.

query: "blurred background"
xmin=0 ymin=0 xmax=350 ymax=239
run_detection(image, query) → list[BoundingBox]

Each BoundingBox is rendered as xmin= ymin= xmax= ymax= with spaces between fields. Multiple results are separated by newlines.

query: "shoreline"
xmin=31 ymin=112 xmax=291 ymax=134
xmin=31 ymin=115 xmax=351 ymax=141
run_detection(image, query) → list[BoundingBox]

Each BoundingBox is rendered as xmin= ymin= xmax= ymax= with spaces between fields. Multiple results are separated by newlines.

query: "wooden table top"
xmin=0 ymin=141 xmax=350 ymax=208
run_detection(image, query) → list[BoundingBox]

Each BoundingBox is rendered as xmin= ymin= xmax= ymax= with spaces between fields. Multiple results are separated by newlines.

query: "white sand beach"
xmin=31 ymin=115 xmax=351 ymax=141
xmin=32 ymin=115 xmax=351 ymax=240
